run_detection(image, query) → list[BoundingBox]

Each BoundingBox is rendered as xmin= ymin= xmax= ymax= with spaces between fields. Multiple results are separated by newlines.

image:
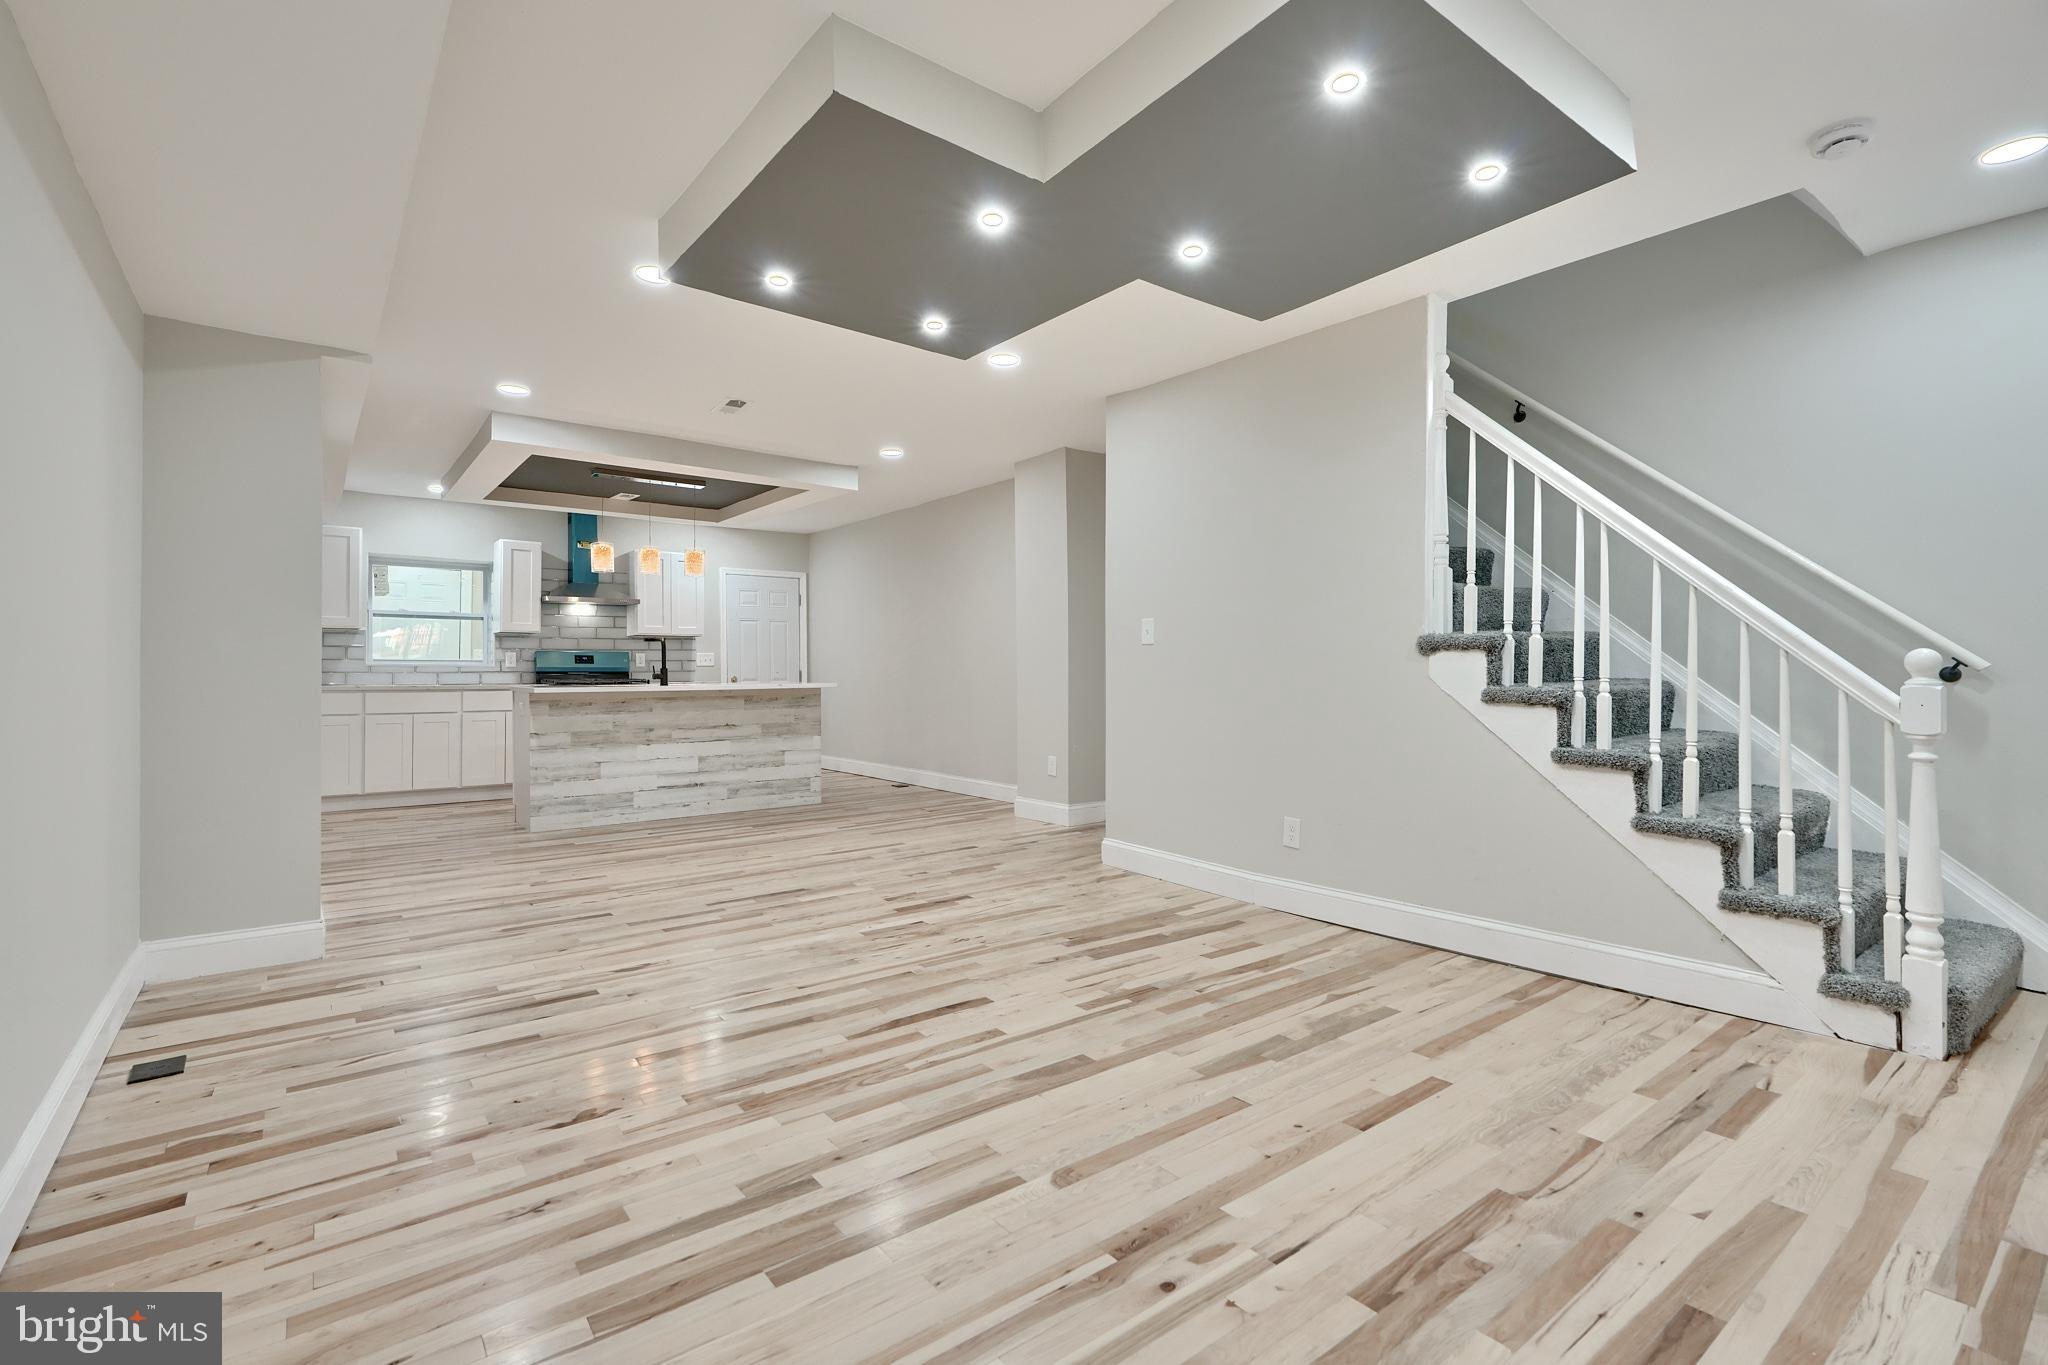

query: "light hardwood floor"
xmin=6 ymin=773 xmax=2046 ymax=1363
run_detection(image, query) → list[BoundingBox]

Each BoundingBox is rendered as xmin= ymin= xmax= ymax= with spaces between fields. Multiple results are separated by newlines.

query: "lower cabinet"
xmin=461 ymin=711 xmax=509 ymax=787
xmin=327 ymin=689 xmax=516 ymax=800
xmin=363 ymin=713 xmax=415 ymax=793
xmin=320 ymin=714 xmax=364 ymax=796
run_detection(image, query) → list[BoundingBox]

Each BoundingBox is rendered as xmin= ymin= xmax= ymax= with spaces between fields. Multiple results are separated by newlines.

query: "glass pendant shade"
xmin=638 ymin=545 xmax=661 ymax=574
xmin=588 ymin=539 xmax=615 ymax=573
xmin=683 ymin=547 xmax=705 ymax=576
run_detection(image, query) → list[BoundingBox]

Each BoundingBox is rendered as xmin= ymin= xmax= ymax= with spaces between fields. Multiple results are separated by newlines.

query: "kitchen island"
xmin=512 ymin=682 xmax=831 ymax=832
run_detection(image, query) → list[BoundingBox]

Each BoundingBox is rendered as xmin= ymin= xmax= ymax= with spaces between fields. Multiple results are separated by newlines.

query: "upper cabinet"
xmin=492 ymin=538 xmax=543 ymax=634
xmin=626 ymin=551 xmax=704 ymax=636
xmin=320 ymin=525 xmax=365 ymax=631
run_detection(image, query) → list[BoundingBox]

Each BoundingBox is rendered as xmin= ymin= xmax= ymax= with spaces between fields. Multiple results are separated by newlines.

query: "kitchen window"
xmin=369 ymin=560 xmax=489 ymax=663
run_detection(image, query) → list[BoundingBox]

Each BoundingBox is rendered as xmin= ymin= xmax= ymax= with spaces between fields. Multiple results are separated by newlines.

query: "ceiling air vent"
xmin=716 ymin=397 xmax=748 ymax=415
xmin=1807 ymin=119 xmax=1874 ymax=161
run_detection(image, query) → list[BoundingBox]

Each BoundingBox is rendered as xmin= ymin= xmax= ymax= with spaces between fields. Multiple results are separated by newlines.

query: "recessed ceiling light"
xmin=988 ymin=352 xmax=1021 ymax=369
xmin=1469 ymin=161 xmax=1506 ymax=185
xmin=879 ymin=446 xmax=905 ymax=460
xmin=1325 ymin=70 xmax=1364 ymax=97
xmin=977 ymin=208 xmax=1008 ymax=231
xmin=632 ymin=263 xmax=670 ymax=286
xmin=764 ymin=270 xmax=793 ymax=290
xmin=427 ymin=482 xmax=445 ymax=496
xmin=495 ymin=380 xmax=531 ymax=397
xmin=1979 ymin=134 xmax=2048 ymax=166
xmin=922 ymin=316 xmax=948 ymax=334
xmin=1178 ymin=240 xmax=1208 ymax=262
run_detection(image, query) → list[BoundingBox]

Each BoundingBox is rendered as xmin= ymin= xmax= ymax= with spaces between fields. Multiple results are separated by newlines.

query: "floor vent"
xmin=127 ymin=1055 xmax=187 ymax=1084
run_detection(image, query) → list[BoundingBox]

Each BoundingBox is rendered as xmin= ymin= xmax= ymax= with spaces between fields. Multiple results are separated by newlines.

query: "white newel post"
xmin=1899 ymin=648 xmax=1949 ymax=1058
xmin=1427 ymin=355 xmax=1453 ymax=632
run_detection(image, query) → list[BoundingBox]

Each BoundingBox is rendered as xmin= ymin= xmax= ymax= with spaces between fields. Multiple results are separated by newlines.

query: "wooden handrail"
xmin=1451 ymin=357 xmax=1991 ymax=674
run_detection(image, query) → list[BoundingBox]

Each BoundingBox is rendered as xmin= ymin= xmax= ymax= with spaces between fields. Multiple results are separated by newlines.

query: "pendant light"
xmin=684 ymin=515 xmax=705 ymax=576
xmin=637 ymin=506 xmax=660 ymax=575
xmin=587 ymin=494 xmax=615 ymax=574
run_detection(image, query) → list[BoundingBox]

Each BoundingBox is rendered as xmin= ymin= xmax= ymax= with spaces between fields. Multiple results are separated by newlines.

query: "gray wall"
xmin=0 ymin=2 xmax=144 ymax=1168
xmin=1105 ymin=297 xmax=1753 ymax=967
xmin=811 ymin=480 xmax=1017 ymax=788
xmin=1451 ymin=196 xmax=2048 ymax=924
xmin=143 ymin=319 xmax=326 ymax=940
xmin=1014 ymin=449 xmax=1107 ymax=808
xmin=326 ymin=492 xmax=807 ymax=685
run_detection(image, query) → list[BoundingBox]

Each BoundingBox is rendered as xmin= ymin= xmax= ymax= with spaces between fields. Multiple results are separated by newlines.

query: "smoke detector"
xmin=716 ymin=397 xmax=748 ymax=415
xmin=1808 ymin=119 xmax=1874 ymax=161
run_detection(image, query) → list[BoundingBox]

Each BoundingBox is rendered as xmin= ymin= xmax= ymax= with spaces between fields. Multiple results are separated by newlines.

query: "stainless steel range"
xmin=532 ymin=649 xmax=646 ymax=686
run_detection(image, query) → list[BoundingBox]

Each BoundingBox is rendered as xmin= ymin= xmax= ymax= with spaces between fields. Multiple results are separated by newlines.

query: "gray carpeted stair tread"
xmin=1449 ymin=547 xmax=1496 ymax=586
xmin=1632 ymin=785 xmax=1831 ymax=880
xmin=1936 ymin=919 xmax=2025 ymax=1056
xmin=1819 ymin=944 xmax=1911 ymax=1014
xmin=1460 ymin=585 xmax=1551 ymax=633
xmin=1505 ymin=632 xmax=1601 ymax=685
xmin=1555 ymin=728 xmax=1741 ymax=809
xmin=1719 ymin=847 xmax=1891 ymax=964
xmin=1486 ymin=678 xmax=1674 ymax=744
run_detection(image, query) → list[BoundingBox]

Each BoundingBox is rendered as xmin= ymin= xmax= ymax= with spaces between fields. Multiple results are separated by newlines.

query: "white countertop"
xmin=529 ymin=682 xmax=833 ymax=697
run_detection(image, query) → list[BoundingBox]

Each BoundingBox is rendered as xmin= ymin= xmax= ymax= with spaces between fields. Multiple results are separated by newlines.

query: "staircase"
xmin=1417 ymin=362 xmax=2021 ymax=1058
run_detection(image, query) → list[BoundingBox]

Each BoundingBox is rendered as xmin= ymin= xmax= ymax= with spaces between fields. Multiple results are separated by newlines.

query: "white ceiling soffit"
xmin=8 ymin=0 xmax=449 ymax=353
xmin=660 ymin=0 xmax=1632 ymax=264
xmin=320 ymin=356 xmax=373 ymax=519
xmin=444 ymin=413 xmax=860 ymax=526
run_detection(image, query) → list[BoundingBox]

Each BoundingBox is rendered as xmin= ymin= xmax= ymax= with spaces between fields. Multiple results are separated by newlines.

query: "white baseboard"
xmin=822 ymin=756 xmax=1016 ymax=804
xmin=143 ymin=920 xmax=326 ymax=984
xmin=1015 ymin=798 xmax=1107 ymax=827
xmin=1 ymin=945 xmax=143 ymax=1269
xmin=1101 ymin=837 xmax=1812 ymax=1030
xmin=1453 ymin=504 xmax=2045 ymax=992
xmin=323 ymin=785 xmax=509 ymax=811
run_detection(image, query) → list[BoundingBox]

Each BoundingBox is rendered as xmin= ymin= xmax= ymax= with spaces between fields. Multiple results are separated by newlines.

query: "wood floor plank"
xmin=0 ymin=774 xmax=2039 ymax=1364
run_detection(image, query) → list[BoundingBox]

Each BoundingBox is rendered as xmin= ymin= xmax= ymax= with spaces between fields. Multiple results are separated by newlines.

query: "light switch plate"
xmin=1140 ymin=617 xmax=1156 ymax=645
xmin=695 ymin=651 xmax=716 ymax=667
xmin=1046 ymin=755 xmax=1058 ymax=777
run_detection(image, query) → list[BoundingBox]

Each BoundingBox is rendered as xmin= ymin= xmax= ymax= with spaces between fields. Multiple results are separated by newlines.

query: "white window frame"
xmin=367 ymin=556 xmax=494 ymax=669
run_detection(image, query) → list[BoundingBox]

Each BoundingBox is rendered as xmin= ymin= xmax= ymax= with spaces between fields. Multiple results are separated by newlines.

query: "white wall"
xmin=1451 ymin=196 xmax=2048 ymax=927
xmin=810 ymin=480 xmax=1017 ymax=790
xmin=1015 ymin=449 xmax=1106 ymax=809
xmin=1105 ymin=297 xmax=1754 ymax=968
xmin=0 ymin=0 xmax=144 ymax=1186
xmin=144 ymin=318 xmax=327 ymax=940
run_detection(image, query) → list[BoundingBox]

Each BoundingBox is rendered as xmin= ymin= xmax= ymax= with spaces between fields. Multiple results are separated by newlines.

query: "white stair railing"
xmin=1426 ymin=358 xmax=1978 ymax=1057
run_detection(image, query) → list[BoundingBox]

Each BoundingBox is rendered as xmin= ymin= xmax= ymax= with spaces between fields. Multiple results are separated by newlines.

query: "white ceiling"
xmin=15 ymin=0 xmax=2047 ymax=532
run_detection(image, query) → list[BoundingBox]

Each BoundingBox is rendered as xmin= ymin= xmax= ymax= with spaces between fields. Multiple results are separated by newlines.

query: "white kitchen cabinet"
xmin=320 ymin=525 xmax=365 ymax=630
xmin=461 ymin=711 xmax=509 ymax=786
xmin=626 ymin=551 xmax=704 ymax=636
xmin=493 ymin=538 xmax=543 ymax=634
xmin=362 ymin=713 xmax=415 ymax=793
xmin=413 ymin=711 xmax=463 ymax=790
xmin=319 ymin=714 xmax=364 ymax=795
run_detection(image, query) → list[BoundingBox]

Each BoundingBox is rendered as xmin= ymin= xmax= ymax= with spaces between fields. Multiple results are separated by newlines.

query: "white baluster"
xmin=1596 ymin=523 xmax=1613 ymax=750
xmin=1836 ymin=691 xmax=1855 ymax=969
xmin=1527 ymin=478 xmax=1544 ymax=685
xmin=1462 ymin=429 xmax=1478 ymax=635
xmin=1737 ymin=624 xmax=1754 ymax=887
xmin=1501 ymin=455 xmax=1517 ymax=656
xmin=1681 ymin=587 xmax=1699 ymax=817
xmin=1883 ymin=725 xmax=1903 ymax=982
xmin=1572 ymin=507 xmax=1587 ymax=747
xmin=1647 ymin=562 xmax=1663 ymax=812
xmin=1777 ymin=650 xmax=1796 ymax=895
xmin=1900 ymin=649 xmax=1949 ymax=1058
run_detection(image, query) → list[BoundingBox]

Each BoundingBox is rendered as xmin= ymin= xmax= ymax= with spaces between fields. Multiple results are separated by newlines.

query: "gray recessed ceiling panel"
xmin=671 ymin=0 xmax=1632 ymax=355
xmin=500 ymin=455 xmax=774 ymax=511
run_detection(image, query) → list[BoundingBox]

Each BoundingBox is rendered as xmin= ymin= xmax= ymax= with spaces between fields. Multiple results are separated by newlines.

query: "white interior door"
xmin=722 ymin=571 xmax=803 ymax=682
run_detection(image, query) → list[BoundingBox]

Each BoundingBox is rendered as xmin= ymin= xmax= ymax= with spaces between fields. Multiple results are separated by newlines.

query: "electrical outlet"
xmin=1046 ymin=755 xmax=1058 ymax=777
xmin=1282 ymin=816 xmax=1301 ymax=849
xmin=1140 ymin=617 xmax=1156 ymax=645
xmin=634 ymin=652 xmax=646 ymax=668
xmin=695 ymin=651 xmax=716 ymax=667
